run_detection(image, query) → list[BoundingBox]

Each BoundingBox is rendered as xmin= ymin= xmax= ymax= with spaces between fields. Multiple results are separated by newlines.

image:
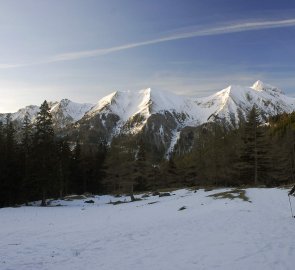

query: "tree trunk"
xmin=254 ymin=124 xmax=258 ymax=185
xmin=41 ymin=189 xmax=46 ymax=206
xmin=130 ymin=184 xmax=135 ymax=201
xmin=59 ymin=163 xmax=64 ymax=198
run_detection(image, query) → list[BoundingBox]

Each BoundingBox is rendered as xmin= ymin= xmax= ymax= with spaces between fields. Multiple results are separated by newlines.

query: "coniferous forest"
xmin=1 ymin=100 xmax=295 ymax=207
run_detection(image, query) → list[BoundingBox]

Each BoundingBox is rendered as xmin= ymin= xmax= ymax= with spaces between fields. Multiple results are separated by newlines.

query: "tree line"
xmin=0 ymin=101 xmax=106 ymax=207
xmin=1 ymin=102 xmax=295 ymax=207
xmin=174 ymin=106 xmax=295 ymax=187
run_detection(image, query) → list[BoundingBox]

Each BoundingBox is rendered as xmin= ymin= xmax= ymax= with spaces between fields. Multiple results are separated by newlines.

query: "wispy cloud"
xmin=0 ymin=63 xmax=27 ymax=69
xmin=2 ymin=18 xmax=295 ymax=68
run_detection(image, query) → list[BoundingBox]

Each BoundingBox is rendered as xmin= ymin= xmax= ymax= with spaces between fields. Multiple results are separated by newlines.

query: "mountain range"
xmin=1 ymin=80 xmax=294 ymax=155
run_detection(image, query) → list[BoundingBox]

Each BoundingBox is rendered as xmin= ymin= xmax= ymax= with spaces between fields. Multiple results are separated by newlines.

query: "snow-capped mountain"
xmin=71 ymin=88 xmax=204 ymax=151
xmin=50 ymin=99 xmax=93 ymax=129
xmin=0 ymin=99 xmax=94 ymax=129
xmin=91 ymin=88 xmax=199 ymax=121
xmin=79 ymin=80 xmax=295 ymax=134
xmin=76 ymin=80 xmax=293 ymax=131
xmin=9 ymin=105 xmax=40 ymax=122
xmin=197 ymin=80 xmax=295 ymax=124
xmin=1 ymin=81 xmax=294 ymax=155
xmin=83 ymin=88 xmax=200 ymax=133
xmin=71 ymin=80 xmax=295 ymax=155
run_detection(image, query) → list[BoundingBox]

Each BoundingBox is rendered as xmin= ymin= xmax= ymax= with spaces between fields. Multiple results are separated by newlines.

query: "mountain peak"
xmin=59 ymin=98 xmax=71 ymax=105
xmin=251 ymin=80 xmax=283 ymax=94
xmin=252 ymin=80 xmax=265 ymax=90
xmin=49 ymin=99 xmax=94 ymax=126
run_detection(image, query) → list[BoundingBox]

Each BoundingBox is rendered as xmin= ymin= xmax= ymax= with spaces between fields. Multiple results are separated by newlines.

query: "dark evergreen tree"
xmin=80 ymin=142 xmax=107 ymax=195
xmin=133 ymin=139 xmax=149 ymax=192
xmin=57 ymin=139 xmax=72 ymax=198
xmin=70 ymin=141 xmax=83 ymax=194
xmin=239 ymin=106 xmax=271 ymax=185
xmin=269 ymin=113 xmax=295 ymax=185
xmin=20 ymin=113 xmax=34 ymax=203
xmin=91 ymin=141 xmax=107 ymax=193
xmin=5 ymin=114 xmax=16 ymax=160
xmin=161 ymin=157 xmax=180 ymax=187
xmin=104 ymin=137 xmax=134 ymax=195
xmin=21 ymin=114 xmax=32 ymax=154
xmin=33 ymin=100 xmax=56 ymax=206
xmin=1 ymin=115 xmax=22 ymax=205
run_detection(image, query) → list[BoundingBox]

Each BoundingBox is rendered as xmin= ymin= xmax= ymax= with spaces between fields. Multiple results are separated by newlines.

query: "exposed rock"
xmin=159 ymin=192 xmax=171 ymax=197
xmin=84 ymin=200 xmax=95 ymax=203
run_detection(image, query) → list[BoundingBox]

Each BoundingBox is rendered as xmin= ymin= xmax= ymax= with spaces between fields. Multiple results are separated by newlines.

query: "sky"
xmin=1 ymin=0 xmax=295 ymax=112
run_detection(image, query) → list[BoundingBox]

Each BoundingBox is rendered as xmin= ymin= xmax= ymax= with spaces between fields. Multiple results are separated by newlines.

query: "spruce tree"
xmin=33 ymin=100 xmax=56 ymax=206
xmin=239 ymin=106 xmax=270 ymax=185
xmin=21 ymin=114 xmax=32 ymax=154
xmin=70 ymin=141 xmax=83 ymax=194
xmin=2 ymin=115 xmax=20 ymax=205
xmin=57 ymin=139 xmax=72 ymax=198
xmin=133 ymin=139 xmax=149 ymax=192
xmin=269 ymin=114 xmax=295 ymax=185
xmin=20 ymin=113 xmax=33 ymax=203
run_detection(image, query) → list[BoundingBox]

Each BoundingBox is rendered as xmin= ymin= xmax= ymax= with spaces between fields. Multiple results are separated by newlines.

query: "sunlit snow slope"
xmin=1 ymin=81 xmax=294 ymax=146
xmin=83 ymin=80 xmax=295 ymax=132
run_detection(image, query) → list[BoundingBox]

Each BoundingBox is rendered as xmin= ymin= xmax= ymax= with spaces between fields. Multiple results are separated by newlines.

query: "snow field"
xmin=0 ymin=188 xmax=295 ymax=270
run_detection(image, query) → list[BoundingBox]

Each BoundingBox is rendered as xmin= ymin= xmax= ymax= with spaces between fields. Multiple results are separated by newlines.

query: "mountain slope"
xmin=81 ymin=88 xmax=201 ymax=133
xmin=73 ymin=81 xmax=295 ymax=155
xmin=197 ymin=80 xmax=295 ymax=124
xmin=50 ymin=99 xmax=93 ymax=129
xmin=0 ymin=99 xmax=94 ymax=129
xmin=1 ymin=81 xmax=294 ymax=155
xmin=80 ymin=80 xmax=295 ymax=137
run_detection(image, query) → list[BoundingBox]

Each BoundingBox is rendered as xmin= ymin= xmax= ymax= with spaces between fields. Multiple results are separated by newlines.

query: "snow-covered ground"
xmin=1 ymin=188 xmax=295 ymax=270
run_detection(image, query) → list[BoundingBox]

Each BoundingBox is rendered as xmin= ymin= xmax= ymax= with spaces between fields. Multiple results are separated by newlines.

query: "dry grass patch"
xmin=207 ymin=189 xmax=251 ymax=202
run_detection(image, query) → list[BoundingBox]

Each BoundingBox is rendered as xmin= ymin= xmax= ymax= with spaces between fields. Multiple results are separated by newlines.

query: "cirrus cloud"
xmin=1 ymin=18 xmax=295 ymax=68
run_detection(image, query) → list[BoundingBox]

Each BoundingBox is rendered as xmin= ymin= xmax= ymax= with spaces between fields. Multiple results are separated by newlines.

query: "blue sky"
xmin=1 ymin=0 xmax=295 ymax=112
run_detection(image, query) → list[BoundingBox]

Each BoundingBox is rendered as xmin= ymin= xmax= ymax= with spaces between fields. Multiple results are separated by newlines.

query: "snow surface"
xmin=50 ymin=99 xmax=94 ymax=122
xmin=166 ymin=130 xmax=181 ymax=158
xmin=86 ymin=88 xmax=200 ymax=121
xmin=0 ymin=105 xmax=39 ymax=123
xmin=196 ymin=81 xmax=295 ymax=123
xmin=10 ymin=105 xmax=40 ymax=122
xmin=1 ymin=80 xmax=294 ymax=133
xmin=1 ymin=188 xmax=295 ymax=270
xmin=86 ymin=89 xmax=152 ymax=121
xmin=0 ymin=99 xmax=94 ymax=126
xmin=86 ymin=88 xmax=202 ymax=133
xmin=84 ymin=81 xmax=295 ymax=135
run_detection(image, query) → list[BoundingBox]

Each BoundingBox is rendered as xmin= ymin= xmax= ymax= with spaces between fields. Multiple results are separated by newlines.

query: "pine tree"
xmin=239 ymin=106 xmax=271 ymax=185
xmin=133 ymin=139 xmax=149 ymax=192
xmin=57 ymin=139 xmax=72 ymax=198
xmin=1 ymin=115 xmax=21 ymax=205
xmin=20 ymin=113 xmax=33 ymax=203
xmin=269 ymin=114 xmax=295 ymax=185
xmin=5 ymin=114 xmax=16 ymax=160
xmin=162 ymin=157 xmax=180 ymax=187
xmin=70 ymin=141 xmax=83 ymax=194
xmin=91 ymin=141 xmax=107 ymax=193
xmin=33 ymin=100 xmax=56 ymax=206
xmin=21 ymin=114 xmax=32 ymax=155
